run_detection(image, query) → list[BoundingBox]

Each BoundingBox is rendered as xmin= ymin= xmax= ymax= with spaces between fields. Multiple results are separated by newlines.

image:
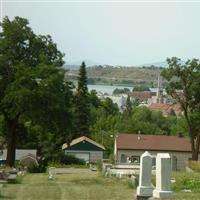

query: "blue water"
xmin=88 ymin=84 xmax=157 ymax=95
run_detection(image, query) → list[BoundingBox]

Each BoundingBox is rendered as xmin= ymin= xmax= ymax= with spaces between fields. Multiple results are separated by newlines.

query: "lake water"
xmin=88 ymin=84 xmax=157 ymax=95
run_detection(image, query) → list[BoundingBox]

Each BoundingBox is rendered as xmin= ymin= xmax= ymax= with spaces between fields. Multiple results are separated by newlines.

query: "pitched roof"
xmin=116 ymin=133 xmax=192 ymax=152
xmin=149 ymin=103 xmax=182 ymax=113
xmin=62 ymin=136 xmax=105 ymax=150
xmin=128 ymin=91 xmax=156 ymax=99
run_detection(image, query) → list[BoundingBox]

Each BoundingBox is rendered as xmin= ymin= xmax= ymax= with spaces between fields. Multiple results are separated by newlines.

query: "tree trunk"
xmin=6 ymin=119 xmax=17 ymax=167
xmin=189 ymin=128 xmax=196 ymax=160
xmin=192 ymin=132 xmax=200 ymax=161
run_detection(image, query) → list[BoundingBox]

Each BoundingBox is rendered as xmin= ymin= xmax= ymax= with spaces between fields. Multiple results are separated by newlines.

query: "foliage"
xmin=126 ymin=177 xmax=138 ymax=189
xmin=89 ymin=90 xmax=102 ymax=109
xmin=15 ymin=175 xmax=23 ymax=184
xmin=187 ymin=161 xmax=200 ymax=172
xmin=26 ymin=161 xmax=47 ymax=173
xmin=161 ymin=57 xmax=200 ymax=160
xmin=0 ymin=16 xmax=73 ymax=166
xmin=123 ymin=95 xmax=132 ymax=119
xmin=96 ymin=159 xmax=103 ymax=172
xmin=74 ymin=62 xmax=91 ymax=137
xmin=172 ymin=172 xmax=200 ymax=192
xmin=90 ymin=97 xmax=179 ymax=156
xmin=113 ymin=88 xmax=130 ymax=95
xmin=132 ymin=85 xmax=150 ymax=91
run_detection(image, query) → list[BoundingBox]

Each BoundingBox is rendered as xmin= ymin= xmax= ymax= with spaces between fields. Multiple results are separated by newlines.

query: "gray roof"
xmin=0 ymin=149 xmax=37 ymax=161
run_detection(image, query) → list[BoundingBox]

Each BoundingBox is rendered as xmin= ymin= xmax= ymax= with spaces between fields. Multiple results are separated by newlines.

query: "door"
xmin=74 ymin=152 xmax=90 ymax=162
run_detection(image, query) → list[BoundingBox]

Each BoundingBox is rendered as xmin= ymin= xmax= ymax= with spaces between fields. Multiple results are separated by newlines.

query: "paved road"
xmin=49 ymin=167 xmax=96 ymax=174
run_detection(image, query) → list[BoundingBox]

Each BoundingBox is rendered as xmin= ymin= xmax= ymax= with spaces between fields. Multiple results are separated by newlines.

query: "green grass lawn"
xmin=0 ymin=172 xmax=200 ymax=200
xmin=0 ymin=172 xmax=134 ymax=200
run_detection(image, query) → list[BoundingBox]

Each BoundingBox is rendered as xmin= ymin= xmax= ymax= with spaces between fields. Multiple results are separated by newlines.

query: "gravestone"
xmin=153 ymin=153 xmax=172 ymax=199
xmin=131 ymin=175 xmax=137 ymax=186
xmin=136 ymin=151 xmax=153 ymax=199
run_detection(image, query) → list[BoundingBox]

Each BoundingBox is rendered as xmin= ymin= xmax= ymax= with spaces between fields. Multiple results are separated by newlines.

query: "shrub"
xmin=187 ymin=161 xmax=200 ymax=172
xmin=172 ymin=172 xmax=200 ymax=192
xmin=126 ymin=175 xmax=138 ymax=189
xmin=127 ymin=178 xmax=136 ymax=189
xmin=96 ymin=159 xmax=103 ymax=172
xmin=26 ymin=158 xmax=48 ymax=173
xmin=48 ymin=162 xmax=87 ymax=168
xmin=15 ymin=175 xmax=23 ymax=184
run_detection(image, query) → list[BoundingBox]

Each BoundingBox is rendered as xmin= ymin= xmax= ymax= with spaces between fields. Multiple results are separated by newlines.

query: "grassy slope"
xmin=1 ymin=172 xmax=200 ymax=200
xmin=67 ymin=67 xmax=162 ymax=86
xmin=87 ymin=67 xmax=160 ymax=81
xmin=0 ymin=173 xmax=133 ymax=200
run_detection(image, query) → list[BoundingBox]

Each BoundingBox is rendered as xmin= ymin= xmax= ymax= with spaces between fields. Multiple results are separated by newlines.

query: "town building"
xmin=128 ymin=91 xmax=156 ymax=104
xmin=62 ymin=136 xmax=105 ymax=163
xmin=148 ymin=103 xmax=182 ymax=117
xmin=114 ymin=133 xmax=199 ymax=170
xmin=0 ymin=149 xmax=37 ymax=164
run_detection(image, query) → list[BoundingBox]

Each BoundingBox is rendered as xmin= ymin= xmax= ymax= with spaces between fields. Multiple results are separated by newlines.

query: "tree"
xmin=74 ymin=62 xmax=90 ymax=137
xmin=101 ymin=97 xmax=119 ymax=116
xmin=89 ymin=90 xmax=102 ymax=109
xmin=161 ymin=57 xmax=200 ymax=160
xmin=0 ymin=16 xmax=73 ymax=166
xmin=123 ymin=95 xmax=132 ymax=118
xmin=113 ymin=88 xmax=130 ymax=95
xmin=132 ymin=85 xmax=150 ymax=91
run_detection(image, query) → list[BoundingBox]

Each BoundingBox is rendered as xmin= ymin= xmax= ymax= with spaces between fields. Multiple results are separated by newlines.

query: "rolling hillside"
xmin=66 ymin=66 xmax=164 ymax=87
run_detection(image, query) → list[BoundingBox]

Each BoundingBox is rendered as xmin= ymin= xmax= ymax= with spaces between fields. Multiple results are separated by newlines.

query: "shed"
xmin=62 ymin=136 xmax=105 ymax=163
xmin=0 ymin=149 xmax=37 ymax=164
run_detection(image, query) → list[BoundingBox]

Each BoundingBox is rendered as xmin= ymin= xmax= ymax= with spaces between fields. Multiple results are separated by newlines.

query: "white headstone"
xmin=137 ymin=151 xmax=153 ymax=197
xmin=153 ymin=153 xmax=172 ymax=199
xmin=131 ymin=175 xmax=136 ymax=186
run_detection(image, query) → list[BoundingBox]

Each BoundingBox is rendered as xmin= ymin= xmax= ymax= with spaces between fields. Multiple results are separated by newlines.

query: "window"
xmin=120 ymin=154 xmax=127 ymax=163
xmin=130 ymin=156 xmax=140 ymax=164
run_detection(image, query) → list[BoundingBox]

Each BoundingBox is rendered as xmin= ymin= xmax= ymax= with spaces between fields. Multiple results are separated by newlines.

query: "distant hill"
xmin=140 ymin=60 xmax=186 ymax=68
xmin=64 ymin=59 xmax=103 ymax=69
xmin=141 ymin=61 xmax=168 ymax=68
xmin=66 ymin=65 xmax=165 ymax=87
xmin=63 ymin=65 xmax=80 ymax=70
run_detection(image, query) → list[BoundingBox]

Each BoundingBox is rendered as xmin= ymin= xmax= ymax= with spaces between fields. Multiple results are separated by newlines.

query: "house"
xmin=114 ymin=133 xmax=199 ymax=170
xmin=0 ymin=149 xmax=37 ymax=164
xmin=129 ymin=91 xmax=156 ymax=103
xmin=148 ymin=103 xmax=182 ymax=117
xmin=62 ymin=136 xmax=105 ymax=163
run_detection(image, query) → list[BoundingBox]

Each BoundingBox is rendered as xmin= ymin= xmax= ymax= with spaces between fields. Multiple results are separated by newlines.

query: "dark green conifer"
xmin=74 ymin=62 xmax=90 ymax=137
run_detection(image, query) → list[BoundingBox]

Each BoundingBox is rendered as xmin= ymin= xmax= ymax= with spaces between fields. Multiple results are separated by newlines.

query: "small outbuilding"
xmin=62 ymin=136 xmax=105 ymax=163
xmin=0 ymin=149 xmax=37 ymax=165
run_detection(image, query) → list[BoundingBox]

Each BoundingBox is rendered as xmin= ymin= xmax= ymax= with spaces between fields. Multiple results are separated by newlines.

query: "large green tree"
xmin=74 ymin=62 xmax=90 ymax=137
xmin=162 ymin=57 xmax=200 ymax=160
xmin=0 ymin=16 xmax=73 ymax=166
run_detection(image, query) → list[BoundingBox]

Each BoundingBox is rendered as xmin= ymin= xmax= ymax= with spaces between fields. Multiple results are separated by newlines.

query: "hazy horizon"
xmin=1 ymin=1 xmax=200 ymax=66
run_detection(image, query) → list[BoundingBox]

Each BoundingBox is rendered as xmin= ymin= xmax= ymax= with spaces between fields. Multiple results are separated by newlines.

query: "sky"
xmin=1 ymin=0 xmax=200 ymax=66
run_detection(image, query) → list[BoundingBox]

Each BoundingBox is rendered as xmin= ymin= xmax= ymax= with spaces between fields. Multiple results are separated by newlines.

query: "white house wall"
xmin=116 ymin=149 xmax=200 ymax=170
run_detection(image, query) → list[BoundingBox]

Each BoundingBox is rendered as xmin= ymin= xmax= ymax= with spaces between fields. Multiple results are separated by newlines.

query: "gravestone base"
xmin=153 ymin=189 xmax=172 ymax=199
xmin=137 ymin=186 xmax=153 ymax=198
xmin=134 ymin=194 xmax=152 ymax=200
